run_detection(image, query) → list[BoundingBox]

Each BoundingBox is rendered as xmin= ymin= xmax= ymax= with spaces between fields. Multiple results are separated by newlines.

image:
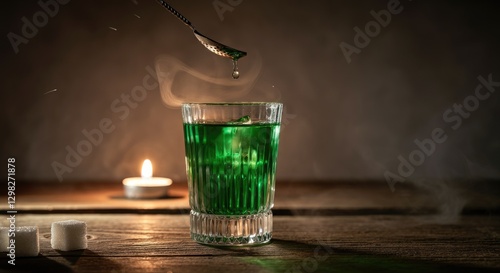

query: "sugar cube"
xmin=0 ymin=226 xmax=39 ymax=256
xmin=51 ymin=220 xmax=87 ymax=251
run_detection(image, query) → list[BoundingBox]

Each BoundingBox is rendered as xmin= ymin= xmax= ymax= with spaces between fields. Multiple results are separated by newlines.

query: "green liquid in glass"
xmin=184 ymin=122 xmax=280 ymax=215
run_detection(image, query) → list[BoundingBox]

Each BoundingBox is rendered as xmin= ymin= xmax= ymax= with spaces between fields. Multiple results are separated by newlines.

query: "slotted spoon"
xmin=156 ymin=0 xmax=247 ymax=60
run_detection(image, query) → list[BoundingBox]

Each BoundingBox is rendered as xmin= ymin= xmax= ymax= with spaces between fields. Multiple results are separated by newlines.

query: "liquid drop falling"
xmin=232 ymin=59 xmax=240 ymax=79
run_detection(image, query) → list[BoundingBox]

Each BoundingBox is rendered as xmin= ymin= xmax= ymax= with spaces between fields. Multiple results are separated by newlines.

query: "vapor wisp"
xmin=154 ymin=54 xmax=262 ymax=108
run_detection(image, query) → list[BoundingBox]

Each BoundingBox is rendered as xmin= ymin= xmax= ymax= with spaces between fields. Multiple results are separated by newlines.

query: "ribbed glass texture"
xmin=182 ymin=103 xmax=282 ymax=245
xmin=190 ymin=210 xmax=272 ymax=245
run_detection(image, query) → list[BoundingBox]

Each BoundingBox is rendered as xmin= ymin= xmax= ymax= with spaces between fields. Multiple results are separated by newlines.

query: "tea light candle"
xmin=123 ymin=159 xmax=172 ymax=199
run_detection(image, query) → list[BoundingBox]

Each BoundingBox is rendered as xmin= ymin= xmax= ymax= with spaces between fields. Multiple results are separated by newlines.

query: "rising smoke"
xmin=154 ymin=53 xmax=265 ymax=108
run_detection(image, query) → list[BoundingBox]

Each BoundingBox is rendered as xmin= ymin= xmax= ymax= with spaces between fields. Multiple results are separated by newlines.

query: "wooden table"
xmin=1 ymin=181 xmax=499 ymax=273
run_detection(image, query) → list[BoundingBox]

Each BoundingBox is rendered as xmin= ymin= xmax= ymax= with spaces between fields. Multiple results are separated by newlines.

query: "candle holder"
xmin=122 ymin=159 xmax=173 ymax=199
xmin=123 ymin=177 xmax=172 ymax=199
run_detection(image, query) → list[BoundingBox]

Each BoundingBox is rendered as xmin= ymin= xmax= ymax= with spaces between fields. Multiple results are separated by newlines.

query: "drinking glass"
xmin=182 ymin=102 xmax=283 ymax=245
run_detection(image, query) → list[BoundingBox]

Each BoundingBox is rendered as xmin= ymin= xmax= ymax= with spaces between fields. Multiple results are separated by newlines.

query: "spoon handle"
xmin=157 ymin=0 xmax=194 ymax=30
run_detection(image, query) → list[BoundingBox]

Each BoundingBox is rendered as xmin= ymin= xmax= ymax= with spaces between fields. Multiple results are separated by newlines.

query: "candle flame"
xmin=141 ymin=159 xmax=153 ymax=178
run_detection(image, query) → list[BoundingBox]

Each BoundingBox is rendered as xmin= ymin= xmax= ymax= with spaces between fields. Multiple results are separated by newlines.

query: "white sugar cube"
xmin=0 ymin=226 xmax=39 ymax=256
xmin=51 ymin=220 xmax=87 ymax=251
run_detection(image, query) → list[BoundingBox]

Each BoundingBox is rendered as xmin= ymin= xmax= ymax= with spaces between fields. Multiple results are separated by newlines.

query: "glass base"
xmin=190 ymin=210 xmax=273 ymax=246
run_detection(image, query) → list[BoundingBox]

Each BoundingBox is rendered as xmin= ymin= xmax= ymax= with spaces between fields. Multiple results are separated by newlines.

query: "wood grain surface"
xmin=0 ymin=182 xmax=499 ymax=272
xmin=3 ymin=181 xmax=499 ymax=212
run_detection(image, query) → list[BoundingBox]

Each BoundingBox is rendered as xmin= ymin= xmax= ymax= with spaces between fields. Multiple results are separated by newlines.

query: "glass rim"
xmin=181 ymin=102 xmax=282 ymax=107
